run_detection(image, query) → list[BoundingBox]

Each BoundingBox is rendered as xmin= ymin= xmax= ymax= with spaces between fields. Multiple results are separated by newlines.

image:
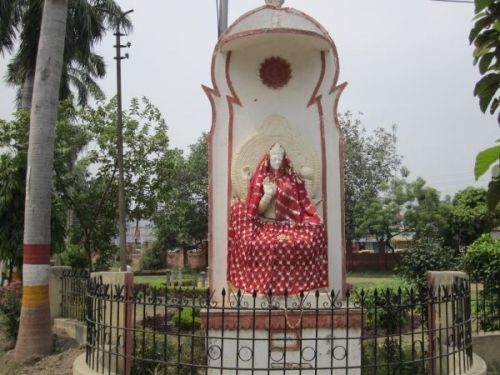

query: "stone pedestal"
xmin=201 ymin=302 xmax=362 ymax=374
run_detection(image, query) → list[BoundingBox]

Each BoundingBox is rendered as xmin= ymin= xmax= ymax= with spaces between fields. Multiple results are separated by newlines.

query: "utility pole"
xmin=114 ymin=9 xmax=133 ymax=272
xmin=218 ymin=0 xmax=228 ymax=37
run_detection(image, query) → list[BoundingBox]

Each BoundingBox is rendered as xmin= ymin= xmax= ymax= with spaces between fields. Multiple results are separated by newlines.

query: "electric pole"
xmin=218 ymin=0 xmax=228 ymax=37
xmin=114 ymin=9 xmax=133 ymax=272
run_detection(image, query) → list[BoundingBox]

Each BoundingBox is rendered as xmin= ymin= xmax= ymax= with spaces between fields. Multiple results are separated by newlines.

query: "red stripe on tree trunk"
xmin=23 ymin=244 xmax=50 ymax=264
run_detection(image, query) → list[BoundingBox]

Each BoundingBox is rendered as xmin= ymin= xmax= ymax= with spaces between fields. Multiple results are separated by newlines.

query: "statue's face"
xmin=270 ymin=153 xmax=284 ymax=171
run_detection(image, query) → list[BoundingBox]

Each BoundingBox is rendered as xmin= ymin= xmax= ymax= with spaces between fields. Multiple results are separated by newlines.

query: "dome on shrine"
xmin=218 ymin=4 xmax=333 ymax=52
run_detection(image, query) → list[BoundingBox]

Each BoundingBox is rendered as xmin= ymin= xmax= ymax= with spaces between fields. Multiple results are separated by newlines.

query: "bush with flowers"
xmin=0 ymin=281 xmax=22 ymax=341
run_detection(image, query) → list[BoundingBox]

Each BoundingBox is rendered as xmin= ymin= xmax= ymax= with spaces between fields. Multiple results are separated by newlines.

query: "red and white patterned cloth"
xmin=228 ymin=202 xmax=328 ymax=295
xmin=227 ymin=150 xmax=328 ymax=295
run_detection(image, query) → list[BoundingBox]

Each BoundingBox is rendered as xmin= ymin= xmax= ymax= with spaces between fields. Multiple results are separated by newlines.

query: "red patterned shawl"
xmin=245 ymin=151 xmax=321 ymax=225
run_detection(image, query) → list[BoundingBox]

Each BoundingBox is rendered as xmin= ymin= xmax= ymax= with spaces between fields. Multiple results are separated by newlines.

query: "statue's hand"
xmin=263 ymin=180 xmax=276 ymax=197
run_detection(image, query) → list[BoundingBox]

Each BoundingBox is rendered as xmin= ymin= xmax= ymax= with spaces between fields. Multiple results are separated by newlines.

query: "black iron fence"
xmin=84 ymin=278 xmax=473 ymax=375
xmin=60 ymin=268 xmax=89 ymax=322
xmin=470 ymin=272 xmax=500 ymax=333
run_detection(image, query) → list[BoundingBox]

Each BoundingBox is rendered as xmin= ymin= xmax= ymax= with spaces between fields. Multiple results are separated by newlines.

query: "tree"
xmin=355 ymin=176 xmax=453 ymax=252
xmin=0 ymin=111 xmax=66 ymax=278
xmin=470 ymin=0 xmax=500 ymax=209
xmin=58 ymin=162 xmax=119 ymax=271
xmin=397 ymin=229 xmax=457 ymax=290
xmin=340 ymin=111 xmax=403 ymax=241
xmin=153 ymin=134 xmax=209 ymax=252
xmin=0 ymin=0 xmax=132 ymax=108
xmin=403 ymin=178 xmax=452 ymax=242
xmin=14 ymin=0 xmax=69 ymax=361
xmin=450 ymin=187 xmax=498 ymax=246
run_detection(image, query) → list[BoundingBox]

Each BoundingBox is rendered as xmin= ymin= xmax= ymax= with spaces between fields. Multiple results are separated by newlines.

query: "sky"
xmin=0 ymin=0 xmax=498 ymax=198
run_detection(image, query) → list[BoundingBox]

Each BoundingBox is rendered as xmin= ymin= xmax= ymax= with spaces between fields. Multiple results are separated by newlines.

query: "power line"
xmin=429 ymin=0 xmax=473 ymax=3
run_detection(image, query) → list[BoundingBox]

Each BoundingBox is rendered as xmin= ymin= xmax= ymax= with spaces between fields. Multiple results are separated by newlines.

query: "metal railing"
xmin=84 ymin=279 xmax=473 ymax=375
xmin=470 ymin=273 xmax=500 ymax=333
xmin=60 ymin=268 xmax=89 ymax=322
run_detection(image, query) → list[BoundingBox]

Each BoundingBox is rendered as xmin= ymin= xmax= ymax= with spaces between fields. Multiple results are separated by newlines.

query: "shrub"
xmin=0 ymin=281 xmax=22 ymax=341
xmin=132 ymin=329 xmax=205 ymax=375
xmin=362 ymin=338 xmax=429 ymax=375
xmin=397 ymin=235 xmax=457 ymax=290
xmin=352 ymin=287 xmax=415 ymax=334
xmin=460 ymin=234 xmax=500 ymax=331
xmin=93 ymin=243 xmax=118 ymax=271
xmin=459 ymin=234 xmax=500 ymax=282
xmin=61 ymin=244 xmax=89 ymax=269
xmin=174 ymin=307 xmax=201 ymax=331
xmin=140 ymin=245 xmax=164 ymax=271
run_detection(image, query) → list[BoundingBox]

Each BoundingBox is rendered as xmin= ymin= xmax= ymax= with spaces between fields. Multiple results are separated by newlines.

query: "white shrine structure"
xmin=204 ymin=1 xmax=347 ymax=296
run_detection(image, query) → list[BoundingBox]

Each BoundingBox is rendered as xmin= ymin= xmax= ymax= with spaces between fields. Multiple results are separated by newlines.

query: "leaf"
xmin=474 ymin=74 xmax=500 ymax=112
xmin=479 ymin=52 xmax=495 ymax=74
xmin=475 ymin=145 xmax=500 ymax=179
xmin=487 ymin=178 xmax=500 ymax=210
xmin=470 ymin=15 xmax=492 ymax=43
xmin=494 ymin=20 xmax=500 ymax=32
xmin=475 ymin=0 xmax=491 ymax=13
xmin=490 ymin=97 xmax=499 ymax=115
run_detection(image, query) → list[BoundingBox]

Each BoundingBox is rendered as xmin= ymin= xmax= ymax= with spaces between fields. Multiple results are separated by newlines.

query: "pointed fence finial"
xmin=266 ymin=0 xmax=284 ymax=7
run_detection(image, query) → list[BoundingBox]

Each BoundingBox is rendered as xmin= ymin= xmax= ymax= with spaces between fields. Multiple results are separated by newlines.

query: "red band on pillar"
xmin=23 ymin=244 xmax=50 ymax=265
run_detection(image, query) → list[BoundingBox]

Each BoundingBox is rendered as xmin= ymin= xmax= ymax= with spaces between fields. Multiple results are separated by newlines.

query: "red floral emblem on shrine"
xmin=259 ymin=57 xmax=292 ymax=89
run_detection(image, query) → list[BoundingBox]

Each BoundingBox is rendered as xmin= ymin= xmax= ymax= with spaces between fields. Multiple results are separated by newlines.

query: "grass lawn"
xmin=136 ymin=271 xmax=407 ymax=291
xmin=134 ymin=271 xmax=202 ymax=287
xmin=347 ymin=271 xmax=408 ymax=290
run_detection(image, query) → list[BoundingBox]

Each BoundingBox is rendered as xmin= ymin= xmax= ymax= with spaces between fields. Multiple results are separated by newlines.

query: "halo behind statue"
xmin=232 ymin=115 xmax=321 ymax=200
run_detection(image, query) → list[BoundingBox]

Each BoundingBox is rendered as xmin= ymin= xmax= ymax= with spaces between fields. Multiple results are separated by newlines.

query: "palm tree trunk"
xmin=14 ymin=0 xmax=68 ymax=361
xmin=19 ymin=73 xmax=35 ymax=110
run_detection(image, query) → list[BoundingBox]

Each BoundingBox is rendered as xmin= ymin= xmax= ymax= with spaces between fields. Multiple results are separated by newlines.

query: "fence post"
xmin=91 ymin=271 xmax=134 ymax=375
xmin=427 ymin=271 xmax=469 ymax=375
xmin=49 ymin=266 xmax=71 ymax=320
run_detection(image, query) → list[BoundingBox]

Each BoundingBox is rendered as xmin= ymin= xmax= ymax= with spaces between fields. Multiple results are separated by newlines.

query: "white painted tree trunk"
xmin=14 ymin=0 xmax=68 ymax=361
xmin=19 ymin=73 xmax=35 ymax=110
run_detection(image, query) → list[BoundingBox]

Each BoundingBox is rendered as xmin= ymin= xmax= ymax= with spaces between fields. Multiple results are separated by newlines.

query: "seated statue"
xmin=228 ymin=143 xmax=328 ymax=295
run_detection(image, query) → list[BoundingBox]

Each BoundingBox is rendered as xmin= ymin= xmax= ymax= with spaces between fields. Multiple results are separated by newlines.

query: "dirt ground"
xmin=0 ymin=331 xmax=84 ymax=375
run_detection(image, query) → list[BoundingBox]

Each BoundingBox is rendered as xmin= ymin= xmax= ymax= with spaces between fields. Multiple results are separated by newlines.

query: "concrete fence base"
xmin=53 ymin=318 xmax=87 ymax=345
xmin=466 ymin=353 xmax=488 ymax=375
xmin=73 ymin=353 xmax=115 ymax=375
xmin=472 ymin=331 xmax=500 ymax=371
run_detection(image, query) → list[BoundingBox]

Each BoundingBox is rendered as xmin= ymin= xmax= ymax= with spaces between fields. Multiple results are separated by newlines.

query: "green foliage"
xmin=131 ymin=330 xmax=175 ymax=375
xmin=340 ymin=112 xmax=403 ymax=241
xmin=474 ymin=143 xmax=500 ymax=210
xmin=153 ymin=133 xmax=209 ymax=249
xmin=460 ymin=234 xmax=500 ymax=281
xmin=60 ymin=244 xmax=89 ymax=269
xmin=470 ymin=0 xmax=500 ymax=210
xmin=0 ymin=110 xmax=67 ymax=267
xmin=451 ymin=187 xmax=498 ymax=246
xmin=475 ymin=145 xmax=500 ymax=179
xmin=461 ymin=234 xmax=500 ymax=331
xmin=355 ymin=176 xmax=453 ymax=250
xmin=139 ymin=245 xmax=164 ymax=271
xmin=403 ymin=178 xmax=452 ymax=241
xmin=0 ymin=0 xmax=132 ymax=107
xmin=174 ymin=307 xmax=201 ymax=332
xmin=470 ymin=0 xmax=500 ymax=115
xmin=132 ymin=330 xmax=205 ymax=375
xmin=397 ymin=233 xmax=457 ymax=289
xmin=0 ymin=281 xmax=22 ymax=342
xmin=56 ymin=97 xmax=173 ymax=271
xmin=362 ymin=339 xmax=429 ymax=375
xmin=352 ymin=287 xmax=413 ymax=334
